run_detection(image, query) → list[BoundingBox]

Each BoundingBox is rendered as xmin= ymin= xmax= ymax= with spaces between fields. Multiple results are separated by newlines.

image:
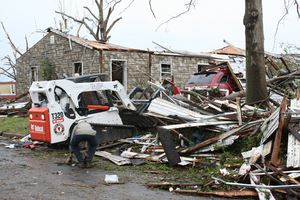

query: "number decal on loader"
xmin=51 ymin=112 xmax=64 ymax=124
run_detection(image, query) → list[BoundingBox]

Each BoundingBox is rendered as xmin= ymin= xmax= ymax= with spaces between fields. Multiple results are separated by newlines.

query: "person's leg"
xmin=85 ymin=135 xmax=98 ymax=163
xmin=70 ymin=135 xmax=84 ymax=163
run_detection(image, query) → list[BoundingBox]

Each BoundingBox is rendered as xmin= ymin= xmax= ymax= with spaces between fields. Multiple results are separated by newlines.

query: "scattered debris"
xmin=2 ymin=57 xmax=300 ymax=199
xmin=104 ymin=174 xmax=119 ymax=184
xmin=95 ymin=151 xmax=131 ymax=166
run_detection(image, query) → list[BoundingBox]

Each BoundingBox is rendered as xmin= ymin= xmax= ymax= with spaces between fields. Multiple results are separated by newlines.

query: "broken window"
xmin=111 ymin=60 xmax=126 ymax=86
xmin=74 ymin=62 xmax=83 ymax=76
xmin=160 ymin=63 xmax=172 ymax=81
xmin=197 ymin=63 xmax=209 ymax=72
xmin=219 ymin=75 xmax=229 ymax=83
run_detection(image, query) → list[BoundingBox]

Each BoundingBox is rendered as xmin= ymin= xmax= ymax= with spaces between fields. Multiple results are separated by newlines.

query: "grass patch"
xmin=0 ymin=116 xmax=29 ymax=135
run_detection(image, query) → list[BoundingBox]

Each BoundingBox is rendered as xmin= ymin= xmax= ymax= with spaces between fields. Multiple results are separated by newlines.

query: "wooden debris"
xmin=270 ymin=96 xmax=290 ymax=167
xmin=174 ymin=189 xmax=258 ymax=197
xmin=180 ymin=119 xmax=263 ymax=154
xmin=236 ymin=97 xmax=242 ymax=126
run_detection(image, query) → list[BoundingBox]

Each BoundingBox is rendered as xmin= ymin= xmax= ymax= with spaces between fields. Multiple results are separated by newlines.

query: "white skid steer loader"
xmin=29 ymin=75 xmax=136 ymax=145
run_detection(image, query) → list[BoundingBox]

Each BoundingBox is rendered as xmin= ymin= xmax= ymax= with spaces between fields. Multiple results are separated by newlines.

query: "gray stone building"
xmin=16 ymin=28 xmax=222 ymax=94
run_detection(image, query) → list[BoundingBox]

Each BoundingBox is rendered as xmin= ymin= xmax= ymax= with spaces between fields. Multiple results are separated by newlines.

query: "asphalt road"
xmin=0 ymin=136 xmax=224 ymax=200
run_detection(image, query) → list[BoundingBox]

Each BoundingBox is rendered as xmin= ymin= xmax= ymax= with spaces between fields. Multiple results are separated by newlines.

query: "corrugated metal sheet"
xmin=287 ymin=133 xmax=300 ymax=168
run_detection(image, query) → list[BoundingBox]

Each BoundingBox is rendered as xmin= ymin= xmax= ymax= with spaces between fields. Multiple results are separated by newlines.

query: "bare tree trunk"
xmin=244 ymin=0 xmax=268 ymax=105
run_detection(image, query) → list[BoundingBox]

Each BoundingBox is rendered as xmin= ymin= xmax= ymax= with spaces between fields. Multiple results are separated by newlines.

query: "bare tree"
xmin=0 ymin=22 xmax=25 ymax=81
xmin=294 ymin=0 xmax=300 ymax=17
xmin=55 ymin=0 xmax=122 ymax=42
xmin=1 ymin=56 xmax=17 ymax=80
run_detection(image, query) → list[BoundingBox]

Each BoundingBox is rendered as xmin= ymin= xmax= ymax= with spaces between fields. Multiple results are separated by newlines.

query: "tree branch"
xmin=273 ymin=0 xmax=291 ymax=48
xmin=1 ymin=56 xmax=16 ymax=80
xmin=295 ymin=0 xmax=300 ymax=17
xmin=106 ymin=17 xmax=122 ymax=38
xmin=1 ymin=22 xmax=23 ymax=56
xmin=149 ymin=0 xmax=156 ymax=18
xmin=55 ymin=11 xmax=98 ymax=40
xmin=119 ymin=0 xmax=135 ymax=15
xmin=155 ymin=0 xmax=196 ymax=31
xmin=84 ymin=6 xmax=99 ymax=22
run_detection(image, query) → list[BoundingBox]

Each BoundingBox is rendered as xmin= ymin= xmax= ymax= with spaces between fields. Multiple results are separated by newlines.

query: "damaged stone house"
xmin=16 ymin=28 xmax=225 ymax=94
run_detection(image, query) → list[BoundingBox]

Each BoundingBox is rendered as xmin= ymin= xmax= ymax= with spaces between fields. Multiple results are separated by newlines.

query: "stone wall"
xmin=16 ymin=33 xmax=100 ymax=94
xmin=151 ymin=54 xmax=209 ymax=88
xmin=16 ymin=31 xmax=212 ymax=94
xmin=102 ymin=51 xmax=150 ymax=91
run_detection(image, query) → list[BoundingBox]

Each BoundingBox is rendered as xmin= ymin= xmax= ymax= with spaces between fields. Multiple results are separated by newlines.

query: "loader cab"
xmin=77 ymin=90 xmax=112 ymax=116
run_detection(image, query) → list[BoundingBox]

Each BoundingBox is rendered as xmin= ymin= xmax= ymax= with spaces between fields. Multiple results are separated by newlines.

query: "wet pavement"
xmin=0 ymin=136 xmax=223 ymax=200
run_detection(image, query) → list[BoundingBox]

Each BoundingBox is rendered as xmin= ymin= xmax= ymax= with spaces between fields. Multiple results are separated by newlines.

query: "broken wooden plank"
xmin=174 ymin=189 xmax=258 ymax=198
xmin=267 ymin=164 xmax=300 ymax=185
xmin=270 ymin=96 xmax=290 ymax=167
xmin=236 ymin=97 xmax=242 ymax=126
xmin=146 ymin=182 xmax=203 ymax=188
xmin=180 ymin=119 xmax=263 ymax=155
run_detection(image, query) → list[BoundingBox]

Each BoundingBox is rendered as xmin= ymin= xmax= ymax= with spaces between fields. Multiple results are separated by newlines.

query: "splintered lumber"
xmin=267 ymin=69 xmax=300 ymax=84
xmin=147 ymin=182 xmax=203 ymax=188
xmin=95 ymin=151 xmax=131 ymax=165
xmin=174 ymin=189 xmax=258 ymax=198
xmin=236 ymin=97 xmax=242 ymax=126
xmin=270 ymin=96 xmax=290 ymax=167
xmin=180 ymin=90 xmax=222 ymax=109
xmin=180 ymin=119 xmax=263 ymax=155
xmin=267 ymin=164 xmax=300 ymax=185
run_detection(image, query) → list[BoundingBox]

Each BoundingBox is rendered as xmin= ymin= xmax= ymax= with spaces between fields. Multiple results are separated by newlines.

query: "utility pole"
xmin=244 ymin=0 xmax=268 ymax=105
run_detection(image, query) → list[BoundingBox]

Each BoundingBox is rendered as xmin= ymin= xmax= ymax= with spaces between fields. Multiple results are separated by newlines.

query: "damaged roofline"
xmin=47 ymin=27 xmax=152 ymax=54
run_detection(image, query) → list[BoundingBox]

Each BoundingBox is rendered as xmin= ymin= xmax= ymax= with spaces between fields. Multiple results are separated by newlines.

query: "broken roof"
xmin=47 ymin=28 xmax=150 ymax=53
xmin=211 ymin=45 xmax=246 ymax=57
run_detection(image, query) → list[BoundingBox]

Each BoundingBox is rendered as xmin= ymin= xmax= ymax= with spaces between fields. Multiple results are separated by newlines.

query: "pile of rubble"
xmin=2 ymin=57 xmax=300 ymax=198
xmin=0 ymin=92 xmax=30 ymax=116
xmin=94 ymin=66 xmax=300 ymax=198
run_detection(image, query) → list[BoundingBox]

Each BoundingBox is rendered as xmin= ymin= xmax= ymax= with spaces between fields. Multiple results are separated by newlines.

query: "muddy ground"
xmin=0 ymin=136 xmax=227 ymax=200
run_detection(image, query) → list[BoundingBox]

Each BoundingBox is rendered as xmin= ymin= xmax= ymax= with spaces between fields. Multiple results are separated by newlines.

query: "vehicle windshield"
xmin=186 ymin=73 xmax=216 ymax=85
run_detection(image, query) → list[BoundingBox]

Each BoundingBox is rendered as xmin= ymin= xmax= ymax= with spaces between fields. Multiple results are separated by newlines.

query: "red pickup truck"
xmin=185 ymin=65 xmax=242 ymax=97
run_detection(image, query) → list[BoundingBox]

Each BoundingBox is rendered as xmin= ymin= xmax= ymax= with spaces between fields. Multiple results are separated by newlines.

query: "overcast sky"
xmin=0 ymin=0 xmax=299 ymax=81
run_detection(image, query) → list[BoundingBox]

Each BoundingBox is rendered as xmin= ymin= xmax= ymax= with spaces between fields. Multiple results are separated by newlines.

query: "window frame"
xmin=160 ymin=62 xmax=172 ymax=81
xmin=73 ymin=61 xmax=83 ymax=76
xmin=30 ymin=66 xmax=39 ymax=82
